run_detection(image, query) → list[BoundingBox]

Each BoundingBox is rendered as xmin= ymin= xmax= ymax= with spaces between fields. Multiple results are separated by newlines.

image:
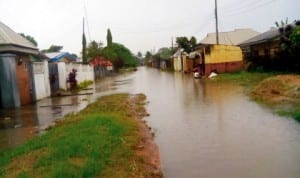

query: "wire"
xmin=221 ymin=0 xmax=277 ymax=17
xmin=82 ymin=0 xmax=91 ymax=42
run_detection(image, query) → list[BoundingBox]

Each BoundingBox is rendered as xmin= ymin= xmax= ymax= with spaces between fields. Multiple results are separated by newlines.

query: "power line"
xmin=221 ymin=0 xmax=277 ymax=17
xmin=82 ymin=0 xmax=91 ymax=42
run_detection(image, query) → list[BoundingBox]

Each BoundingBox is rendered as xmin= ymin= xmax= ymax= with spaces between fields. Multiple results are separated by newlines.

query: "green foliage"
xmin=86 ymin=40 xmax=103 ymax=60
xmin=82 ymin=33 xmax=87 ymax=63
xmin=106 ymin=28 xmax=113 ymax=47
xmin=19 ymin=33 xmax=38 ymax=46
xmin=137 ymin=51 xmax=142 ymax=58
xmin=77 ymin=80 xmax=93 ymax=90
xmin=274 ymin=17 xmax=289 ymax=28
xmin=176 ymin=36 xmax=197 ymax=53
xmin=277 ymin=110 xmax=300 ymax=122
xmin=42 ymin=45 xmax=63 ymax=53
xmin=0 ymin=94 xmax=149 ymax=178
xmin=289 ymin=26 xmax=300 ymax=54
xmin=101 ymin=43 xmax=137 ymax=70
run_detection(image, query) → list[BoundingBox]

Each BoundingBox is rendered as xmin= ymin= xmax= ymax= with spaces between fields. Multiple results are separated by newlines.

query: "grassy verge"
xmin=209 ymin=70 xmax=277 ymax=87
xmin=0 ymin=94 xmax=161 ymax=178
xmin=277 ymin=109 xmax=300 ymax=122
xmin=213 ymin=71 xmax=300 ymax=122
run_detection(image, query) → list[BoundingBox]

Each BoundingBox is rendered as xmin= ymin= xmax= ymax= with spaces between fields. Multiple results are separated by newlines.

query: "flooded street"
xmin=1 ymin=66 xmax=300 ymax=178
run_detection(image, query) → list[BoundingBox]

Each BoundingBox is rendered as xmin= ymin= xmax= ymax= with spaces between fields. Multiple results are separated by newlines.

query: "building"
xmin=45 ymin=52 xmax=77 ymax=63
xmin=239 ymin=22 xmax=300 ymax=71
xmin=89 ymin=56 xmax=113 ymax=78
xmin=0 ymin=21 xmax=50 ymax=108
xmin=192 ymin=29 xmax=260 ymax=76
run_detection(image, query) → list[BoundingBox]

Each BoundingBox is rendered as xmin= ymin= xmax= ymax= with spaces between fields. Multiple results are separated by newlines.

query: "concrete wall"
xmin=205 ymin=45 xmax=243 ymax=64
xmin=182 ymin=55 xmax=194 ymax=73
xmin=0 ymin=54 xmax=20 ymax=108
xmin=33 ymin=61 xmax=51 ymax=100
xmin=173 ymin=56 xmax=182 ymax=72
xmin=202 ymin=44 xmax=243 ymax=75
xmin=57 ymin=62 xmax=94 ymax=90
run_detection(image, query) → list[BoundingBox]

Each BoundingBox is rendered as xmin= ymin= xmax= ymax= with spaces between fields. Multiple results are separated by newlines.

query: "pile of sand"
xmin=251 ymin=75 xmax=300 ymax=103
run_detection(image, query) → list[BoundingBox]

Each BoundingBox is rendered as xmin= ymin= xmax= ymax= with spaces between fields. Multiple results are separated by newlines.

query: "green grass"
xmin=77 ymin=80 xmax=93 ymax=90
xmin=212 ymin=71 xmax=300 ymax=123
xmin=210 ymin=70 xmax=277 ymax=87
xmin=0 ymin=94 xmax=150 ymax=178
xmin=277 ymin=109 xmax=300 ymax=122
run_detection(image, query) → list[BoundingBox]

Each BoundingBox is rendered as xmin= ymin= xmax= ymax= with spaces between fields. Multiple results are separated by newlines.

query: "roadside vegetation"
xmin=214 ymin=71 xmax=300 ymax=122
xmin=0 ymin=94 xmax=162 ymax=178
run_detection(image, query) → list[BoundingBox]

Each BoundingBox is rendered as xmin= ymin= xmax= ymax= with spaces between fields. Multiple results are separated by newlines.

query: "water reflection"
xmin=0 ymin=95 xmax=89 ymax=150
xmin=100 ymin=67 xmax=300 ymax=178
xmin=1 ymin=67 xmax=300 ymax=178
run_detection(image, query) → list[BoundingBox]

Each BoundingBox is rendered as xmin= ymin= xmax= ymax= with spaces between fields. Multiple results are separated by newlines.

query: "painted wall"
xmin=182 ymin=55 xmax=194 ymax=73
xmin=15 ymin=55 xmax=32 ymax=105
xmin=0 ymin=54 xmax=20 ymax=108
xmin=203 ymin=44 xmax=243 ymax=75
xmin=56 ymin=62 xmax=94 ymax=90
xmin=205 ymin=45 xmax=243 ymax=64
xmin=173 ymin=56 xmax=182 ymax=72
xmin=33 ymin=61 xmax=51 ymax=100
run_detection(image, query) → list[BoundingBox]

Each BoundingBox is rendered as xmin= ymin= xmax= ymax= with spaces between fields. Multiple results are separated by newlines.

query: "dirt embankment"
xmin=128 ymin=94 xmax=163 ymax=178
xmin=250 ymin=75 xmax=300 ymax=104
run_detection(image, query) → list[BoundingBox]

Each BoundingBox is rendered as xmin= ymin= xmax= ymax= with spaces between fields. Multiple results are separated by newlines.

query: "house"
xmin=239 ymin=21 xmax=300 ymax=71
xmin=0 ymin=21 xmax=50 ymax=108
xmin=45 ymin=52 xmax=77 ymax=63
xmin=89 ymin=56 xmax=113 ymax=78
xmin=172 ymin=49 xmax=184 ymax=72
xmin=192 ymin=29 xmax=260 ymax=76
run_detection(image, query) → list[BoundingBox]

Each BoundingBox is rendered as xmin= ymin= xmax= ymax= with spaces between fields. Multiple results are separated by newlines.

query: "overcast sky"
xmin=0 ymin=0 xmax=299 ymax=55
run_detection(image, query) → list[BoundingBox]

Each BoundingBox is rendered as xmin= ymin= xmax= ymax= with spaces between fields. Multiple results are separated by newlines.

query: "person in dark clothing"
xmin=68 ymin=69 xmax=77 ymax=91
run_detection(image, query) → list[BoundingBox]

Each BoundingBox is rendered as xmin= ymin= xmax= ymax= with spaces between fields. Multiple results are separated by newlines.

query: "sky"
xmin=0 ymin=0 xmax=299 ymax=56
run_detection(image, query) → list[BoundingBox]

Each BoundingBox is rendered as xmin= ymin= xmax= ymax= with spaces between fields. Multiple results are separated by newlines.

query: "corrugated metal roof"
xmin=0 ymin=21 xmax=38 ymax=54
xmin=199 ymin=29 xmax=260 ymax=45
xmin=45 ymin=52 xmax=77 ymax=62
xmin=239 ymin=28 xmax=281 ymax=46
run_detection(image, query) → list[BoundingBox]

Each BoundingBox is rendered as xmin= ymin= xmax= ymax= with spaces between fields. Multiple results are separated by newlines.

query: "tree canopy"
xmin=42 ymin=45 xmax=63 ymax=53
xmin=175 ymin=36 xmax=197 ymax=53
xmin=19 ymin=33 xmax=38 ymax=46
xmin=106 ymin=28 xmax=113 ymax=47
xmin=101 ymin=43 xmax=137 ymax=70
xmin=86 ymin=40 xmax=103 ymax=59
xmin=82 ymin=32 xmax=87 ymax=63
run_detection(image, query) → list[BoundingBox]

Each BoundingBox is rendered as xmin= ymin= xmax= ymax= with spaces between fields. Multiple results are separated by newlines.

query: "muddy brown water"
xmin=1 ymin=67 xmax=300 ymax=178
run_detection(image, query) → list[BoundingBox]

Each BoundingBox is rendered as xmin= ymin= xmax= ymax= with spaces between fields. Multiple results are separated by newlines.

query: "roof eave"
xmin=0 ymin=44 xmax=39 ymax=55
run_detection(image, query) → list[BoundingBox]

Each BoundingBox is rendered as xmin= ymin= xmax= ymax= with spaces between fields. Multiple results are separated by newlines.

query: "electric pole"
xmin=215 ymin=0 xmax=219 ymax=44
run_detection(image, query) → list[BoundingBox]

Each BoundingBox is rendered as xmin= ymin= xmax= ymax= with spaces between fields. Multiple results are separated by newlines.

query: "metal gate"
xmin=48 ymin=63 xmax=59 ymax=95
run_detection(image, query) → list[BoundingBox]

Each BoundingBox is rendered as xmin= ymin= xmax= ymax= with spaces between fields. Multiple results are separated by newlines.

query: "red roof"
xmin=89 ymin=56 xmax=113 ymax=67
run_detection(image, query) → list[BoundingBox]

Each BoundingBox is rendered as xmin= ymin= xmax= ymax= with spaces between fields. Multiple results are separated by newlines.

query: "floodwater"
xmin=1 ymin=67 xmax=300 ymax=178
xmin=0 ymin=95 xmax=89 ymax=150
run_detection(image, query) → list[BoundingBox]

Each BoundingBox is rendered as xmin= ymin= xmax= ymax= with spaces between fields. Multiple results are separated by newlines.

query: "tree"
xmin=101 ymin=42 xmax=137 ymax=71
xmin=82 ymin=32 xmax=87 ymax=63
xmin=42 ymin=45 xmax=63 ymax=53
xmin=275 ymin=17 xmax=289 ymax=28
xmin=107 ymin=28 xmax=113 ymax=47
xmin=175 ymin=36 xmax=197 ymax=53
xmin=137 ymin=51 xmax=143 ymax=58
xmin=19 ymin=33 xmax=38 ymax=46
xmin=86 ymin=40 xmax=103 ymax=59
xmin=145 ymin=51 xmax=152 ymax=59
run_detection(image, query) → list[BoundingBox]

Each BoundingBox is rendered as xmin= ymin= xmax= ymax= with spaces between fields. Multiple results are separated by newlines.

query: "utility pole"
xmin=171 ymin=37 xmax=174 ymax=50
xmin=215 ymin=0 xmax=219 ymax=44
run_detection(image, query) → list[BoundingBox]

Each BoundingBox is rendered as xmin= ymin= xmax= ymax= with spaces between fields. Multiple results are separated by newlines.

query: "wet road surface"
xmin=1 ymin=67 xmax=300 ymax=178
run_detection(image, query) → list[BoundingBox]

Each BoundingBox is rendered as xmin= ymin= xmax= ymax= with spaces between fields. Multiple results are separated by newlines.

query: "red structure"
xmin=89 ymin=56 xmax=113 ymax=67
